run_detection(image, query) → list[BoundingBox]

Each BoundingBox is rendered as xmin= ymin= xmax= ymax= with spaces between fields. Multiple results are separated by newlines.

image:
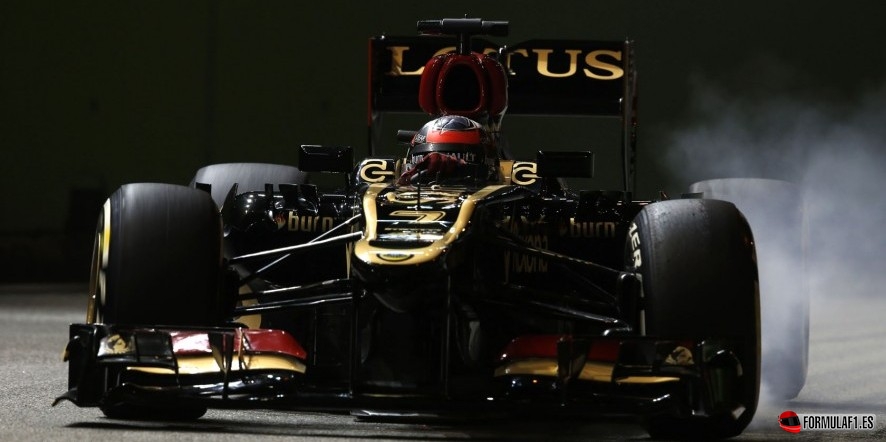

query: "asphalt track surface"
xmin=2 ymin=284 xmax=884 ymax=441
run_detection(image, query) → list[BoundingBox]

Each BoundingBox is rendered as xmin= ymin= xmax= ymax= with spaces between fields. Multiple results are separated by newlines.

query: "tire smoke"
xmin=664 ymin=75 xmax=886 ymax=299
xmin=662 ymin=72 xmax=886 ymax=417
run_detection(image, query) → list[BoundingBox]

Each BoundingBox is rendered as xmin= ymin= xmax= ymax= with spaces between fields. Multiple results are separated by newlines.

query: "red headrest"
xmin=418 ymin=52 xmax=508 ymax=120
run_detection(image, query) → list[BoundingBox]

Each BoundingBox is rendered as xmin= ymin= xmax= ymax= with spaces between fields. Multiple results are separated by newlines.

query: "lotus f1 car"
xmin=57 ymin=19 xmax=764 ymax=438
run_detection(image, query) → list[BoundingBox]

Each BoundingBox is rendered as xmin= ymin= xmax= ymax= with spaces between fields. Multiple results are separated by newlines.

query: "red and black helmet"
xmin=408 ymin=115 xmax=493 ymax=165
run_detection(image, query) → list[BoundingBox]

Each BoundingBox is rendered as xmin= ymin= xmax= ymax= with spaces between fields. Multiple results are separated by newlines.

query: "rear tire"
xmin=90 ymin=182 xmax=224 ymax=420
xmin=628 ymin=199 xmax=760 ymax=439
xmin=690 ymin=178 xmax=809 ymax=400
xmin=190 ymin=162 xmax=307 ymax=207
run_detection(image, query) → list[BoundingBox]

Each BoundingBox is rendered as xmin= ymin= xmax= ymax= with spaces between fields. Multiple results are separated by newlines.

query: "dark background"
xmin=2 ymin=1 xmax=885 ymax=283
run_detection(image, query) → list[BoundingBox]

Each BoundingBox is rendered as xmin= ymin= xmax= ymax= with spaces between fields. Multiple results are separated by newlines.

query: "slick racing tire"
xmin=190 ymin=162 xmax=308 ymax=207
xmin=627 ymin=199 xmax=760 ymax=439
xmin=89 ymin=183 xmax=224 ymax=420
xmin=91 ymin=183 xmax=224 ymax=326
xmin=690 ymin=178 xmax=809 ymax=400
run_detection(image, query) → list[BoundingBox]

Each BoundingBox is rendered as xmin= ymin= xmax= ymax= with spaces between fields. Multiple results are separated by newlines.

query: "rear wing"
xmin=370 ymin=37 xmax=634 ymax=116
xmin=367 ymin=23 xmax=638 ymax=191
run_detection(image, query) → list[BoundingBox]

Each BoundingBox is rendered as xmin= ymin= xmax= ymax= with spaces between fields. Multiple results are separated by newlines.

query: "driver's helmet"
xmin=405 ymin=115 xmax=498 ymax=182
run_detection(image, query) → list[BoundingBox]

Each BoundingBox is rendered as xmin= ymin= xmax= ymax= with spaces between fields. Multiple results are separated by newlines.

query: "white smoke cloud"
xmin=662 ymin=70 xmax=886 ymax=424
xmin=665 ymin=73 xmax=886 ymax=298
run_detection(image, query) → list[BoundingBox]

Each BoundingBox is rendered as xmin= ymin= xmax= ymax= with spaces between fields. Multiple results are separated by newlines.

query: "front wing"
xmin=55 ymin=323 xmax=749 ymax=422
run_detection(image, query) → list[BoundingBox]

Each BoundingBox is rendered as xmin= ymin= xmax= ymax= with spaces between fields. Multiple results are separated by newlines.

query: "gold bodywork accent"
xmin=129 ymin=353 xmax=307 ymax=375
xmin=494 ymin=358 xmax=679 ymax=384
xmin=499 ymin=160 xmax=515 ymax=184
xmin=354 ymin=184 xmax=507 ymax=265
xmin=615 ymin=376 xmax=680 ymax=384
xmin=235 ymin=285 xmax=262 ymax=329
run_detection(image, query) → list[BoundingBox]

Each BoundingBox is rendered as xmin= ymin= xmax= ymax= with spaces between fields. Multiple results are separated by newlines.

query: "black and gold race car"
xmin=55 ymin=18 xmax=807 ymax=439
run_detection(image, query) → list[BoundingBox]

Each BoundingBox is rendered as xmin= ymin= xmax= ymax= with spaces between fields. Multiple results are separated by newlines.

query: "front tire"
xmin=93 ymin=183 xmax=224 ymax=326
xmin=89 ymin=182 xmax=224 ymax=420
xmin=628 ymin=199 xmax=760 ymax=439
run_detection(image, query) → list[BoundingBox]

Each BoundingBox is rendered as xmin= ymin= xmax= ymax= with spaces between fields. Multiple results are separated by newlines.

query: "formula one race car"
xmin=56 ymin=18 xmax=771 ymax=439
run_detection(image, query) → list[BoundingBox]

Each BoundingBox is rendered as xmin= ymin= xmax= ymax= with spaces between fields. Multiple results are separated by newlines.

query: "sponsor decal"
xmin=98 ymin=333 xmax=134 ymax=356
xmin=565 ymin=219 xmax=617 ymax=238
xmin=276 ymin=213 xmax=335 ymax=233
xmin=385 ymin=190 xmax=460 ymax=205
xmin=502 ymin=214 xmax=546 ymax=234
xmin=504 ymin=234 xmax=549 ymax=275
xmin=663 ymin=346 xmax=694 ymax=366
xmin=358 ymin=159 xmax=395 ymax=183
xmin=376 ymin=253 xmax=414 ymax=262
xmin=388 ymin=210 xmax=447 ymax=223
xmin=385 ymin=45 xmax=485 ymax=75
xmin=511 ymin=162 xmax=538 ymax=186
xmin=409 ymin=151 xmax=479 ymax=165
xmin=779 ymin=411 xmax=877 ymax=433
xmin=386 ymin=45 xmax=623 ymax=80
xmin=501 ymin=215 xmax=549 ymax=276
xmin=628 ymin=222 xmax=642 ymax=268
